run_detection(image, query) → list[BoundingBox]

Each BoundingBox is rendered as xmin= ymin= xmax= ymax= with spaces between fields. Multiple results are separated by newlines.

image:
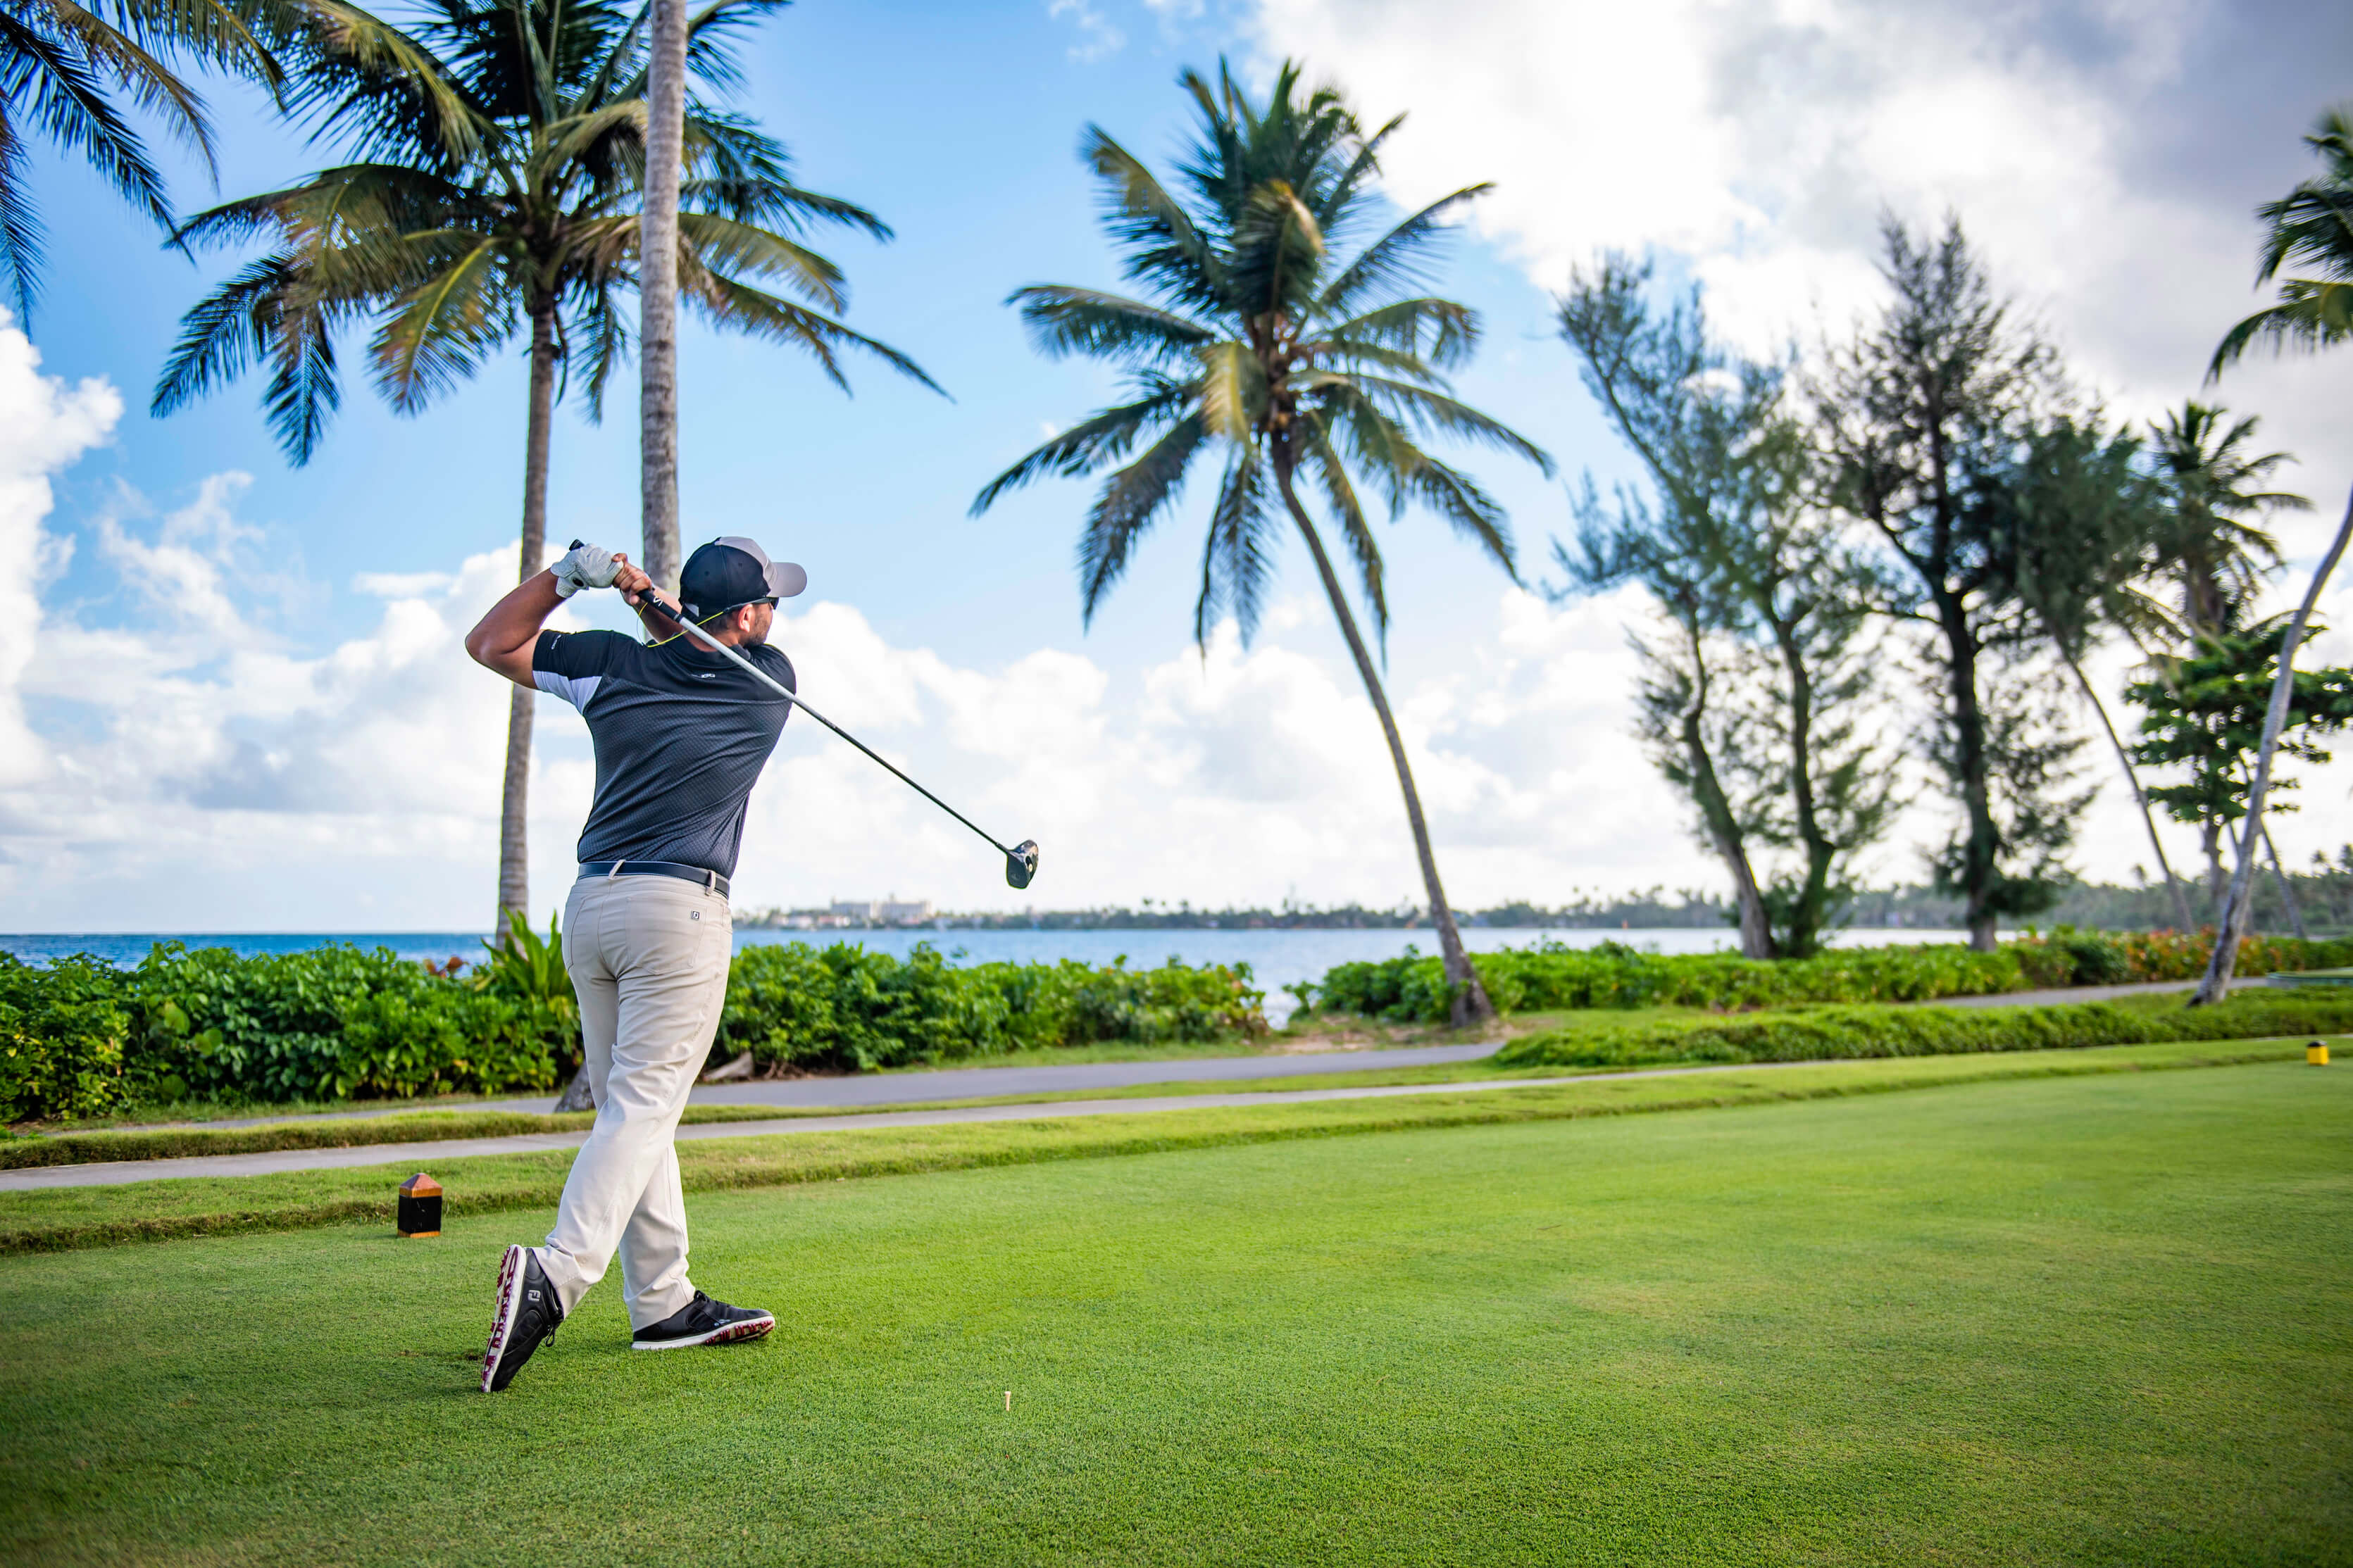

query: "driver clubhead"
xmin=1005 ymin=840 xmax=1040 ymax=890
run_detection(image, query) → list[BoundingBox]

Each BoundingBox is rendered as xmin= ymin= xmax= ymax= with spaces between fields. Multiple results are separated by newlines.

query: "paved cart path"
xmin=108 ymin=979 xmax=2215 ymax=1135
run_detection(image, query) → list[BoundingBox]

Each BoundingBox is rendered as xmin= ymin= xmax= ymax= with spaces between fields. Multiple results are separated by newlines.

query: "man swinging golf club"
xmin=464 ymin=536 xmax=805 ymax=1391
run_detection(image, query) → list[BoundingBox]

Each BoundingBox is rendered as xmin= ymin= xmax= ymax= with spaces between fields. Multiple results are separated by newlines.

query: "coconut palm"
xmin=152 ymin=0 xmax=937 ymax=943
xmin=972 ymin=61 xmax=1552 ymax=1026
xmin=2140 ymin=402 xmax=2306 ymax=639
xmin=0 ymin=0 xmax=323 ymax=319
xmin=2210 ymin=106 xmax=2353 ymax=376
xmin=2195 ymin=104 xmax=2353 ymax=1004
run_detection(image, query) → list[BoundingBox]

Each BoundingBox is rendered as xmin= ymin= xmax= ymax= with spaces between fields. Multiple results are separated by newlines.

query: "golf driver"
xmin=587 ymin=548 xmax=1040 ymax=889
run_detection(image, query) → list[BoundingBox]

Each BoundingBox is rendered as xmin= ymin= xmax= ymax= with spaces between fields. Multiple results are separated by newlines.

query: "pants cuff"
xmin=630 ymin=1279 xmax=697 ymax=1331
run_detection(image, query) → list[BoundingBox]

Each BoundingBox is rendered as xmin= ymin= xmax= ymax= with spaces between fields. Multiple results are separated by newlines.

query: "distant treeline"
xmin=747 ymin=859 xmax=2353 ymax=935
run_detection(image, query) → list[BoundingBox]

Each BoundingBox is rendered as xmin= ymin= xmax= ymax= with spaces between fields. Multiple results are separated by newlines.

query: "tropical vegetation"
xmin=1554 ymin=254 xmax=1892 ymax=960
xmin=2192 ymin=101 xmax=2353 ymax=1003
xmin=971 ymin=61 xmax=1552 ymax=1027
xmin=147 ymin=0 xmax=935 ymax=938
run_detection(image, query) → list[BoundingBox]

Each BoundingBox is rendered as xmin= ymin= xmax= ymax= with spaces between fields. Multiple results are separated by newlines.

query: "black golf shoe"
xmin=631 ymin=1291 xmax=775 ymax=1350
xmin=481 ymin=1244 xmax=565 ymax=1393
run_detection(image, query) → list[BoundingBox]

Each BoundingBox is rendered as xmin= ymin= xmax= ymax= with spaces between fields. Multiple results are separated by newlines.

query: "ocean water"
xmin=1 ymin=925 xmax=1982 ymax=1022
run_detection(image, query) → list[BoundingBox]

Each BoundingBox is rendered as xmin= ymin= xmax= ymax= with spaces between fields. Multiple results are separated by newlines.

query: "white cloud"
xmin=1239 ymin=0 xmax=2353 ymax=896
xmin=0 ymin=313 xmax=119 ymax=789
xmin=1047 ymin=0 xmax=1125 ymax=61
xmin=1246 ymin=0 xmax=2353 ymax=569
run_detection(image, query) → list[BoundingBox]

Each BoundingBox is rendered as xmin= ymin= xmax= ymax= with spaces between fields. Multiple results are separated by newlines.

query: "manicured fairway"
xmin=6 ymin=1065 xmax=2349 ymax=1565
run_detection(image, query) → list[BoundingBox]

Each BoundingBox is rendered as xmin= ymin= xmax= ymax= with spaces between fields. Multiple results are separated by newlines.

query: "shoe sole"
xmin=480 ymin=1244 xmax=528 ymax=1393
xmin=631 ymin=1312 xmax=775 ymax=1351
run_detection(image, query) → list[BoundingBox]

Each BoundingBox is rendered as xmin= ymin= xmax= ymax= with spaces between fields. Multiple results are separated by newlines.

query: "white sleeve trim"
xmin=534 ymin=670 xmax=601 ymax=712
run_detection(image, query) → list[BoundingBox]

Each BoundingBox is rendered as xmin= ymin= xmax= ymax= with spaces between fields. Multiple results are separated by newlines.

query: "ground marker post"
xmin=2310 ymin=1041 xmax=2331 ymax=1067
xmin=397 ymin=1173 xmax=443 ymax=1237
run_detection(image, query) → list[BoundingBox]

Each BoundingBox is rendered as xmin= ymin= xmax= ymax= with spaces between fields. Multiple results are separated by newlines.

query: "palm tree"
xmin=972 ymin=62 xmax=1552 ymax=1027
xmin=0 ymin=0 xmax=319 ymax=318
xmin=2141 ymin=403 xmax=2305 ymax=638
xmin=2195 ymin=104 xmax=2353 ymax=1004
xmin=152 ymin=0 xmax=937 ymax=943
xmin=2210 ymin=106 xmax=2353 ymax=376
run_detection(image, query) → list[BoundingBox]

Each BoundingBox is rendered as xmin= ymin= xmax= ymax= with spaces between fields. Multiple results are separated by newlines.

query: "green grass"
xmin=4 ymin=1060 xmax=2349 ymax=1565
xmin=0 ymin=1040 xmax=2311 ymax=1255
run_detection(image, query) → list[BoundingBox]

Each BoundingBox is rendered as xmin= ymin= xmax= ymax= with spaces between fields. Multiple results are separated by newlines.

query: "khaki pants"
xmin=535 ymin=870 xmax=732 ymax=1329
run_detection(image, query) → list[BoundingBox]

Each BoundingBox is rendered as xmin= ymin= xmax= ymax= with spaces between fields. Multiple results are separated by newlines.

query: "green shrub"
xmin=0 ymin=954 xmax=135 ymax=1122
xmin=1308 ymin=932 xmax=2353 ymax=1023
xmin=718 ymin=943 xmax=1263 ymax=1072
xmin=1493 ymin=990 xmax=2353 ymax=1070
xmin=136 ymin=943 xmax=562 ymax=1104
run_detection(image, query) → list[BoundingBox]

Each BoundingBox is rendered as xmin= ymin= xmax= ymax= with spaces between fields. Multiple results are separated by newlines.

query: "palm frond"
xmin=970 ymin=382 xmax=1192 ymax=515
xmin=1339 ymin=372 xmax=1554 ymax=473
xmin=677 ymin=210 xmax=846 ymax=309
xmin=291 ymin=0 xmax=487 ymax=165
xmin=680 ymin=264 xmax=944 ymax=396
xmin=0 ymin=5 xmax=179 ymax=299
xmin=2250 ymin=106 xmax=2353 ymax=284
xmin=1227 ymin=177 xmax=1323 ymax=318
xmin=1009 ymin=285 xmax=1213 ymax=367
xmin=1316 ymin=296 xmax=1478 ymax=371
xmin=152 ymin=252 xmax=299 ymax=416
xmin=569 ymin=273 xmax=632 ymax=420
xmin=680 ymin=0 xmax=789 ymax=92
xmin=1197 ymin=339 xmax=1266 ymax=441
xmin=1082 ymin=125 xmax=1223 ymax=313
xmin=41 ymin=0 xmax=214 ymax=165
xmin=1404 ymin=452 xmax=1517 ymax=579
xmin=1317 ymin=185 xmax=1488 ymax=316
xmin=1080 ymin=414 xmax=1206 ymax=624
xmin=1196 ymin=444 xmax=1276 ymax=646
xmin=1298 ymin=408 xmax=1386 ymax=646
xmin=2209 ymin=280 xmax=2353 ymax=377
xmin=368 ymin=234 xmax=515 ymax=410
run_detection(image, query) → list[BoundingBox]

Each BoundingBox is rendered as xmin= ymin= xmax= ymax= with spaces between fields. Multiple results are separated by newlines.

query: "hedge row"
xmin=1309 ymin=930 xmax=2353 ymax=1024
xmin=718 ymin=943 xmax=1263 ymax=1074
xmin=1492 ymin=990 xmax=2353 ymax=1070
xmin=1 ymin=939 xmax=1266 ymax=1124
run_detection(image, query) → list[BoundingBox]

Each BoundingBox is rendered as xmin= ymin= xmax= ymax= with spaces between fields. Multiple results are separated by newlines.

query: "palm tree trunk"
xmin=2262 ymin=823 xmax=2307 ymax=940
xmin=2193 ymin=484 xmax=2353 ymax=1004
xmin=638 ymin=0 xmax=688 ymax=593
xmin=2062 ymin=651 xmax=2195 ymax=933
xmin=494 ymin=303 xmax=561 ymax=941
xmin=1275 ymin=460 xmax=1493 ymax=1027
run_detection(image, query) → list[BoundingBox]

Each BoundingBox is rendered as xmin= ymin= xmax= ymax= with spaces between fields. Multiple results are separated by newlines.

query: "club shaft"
xmin=648 ymin=598 xmax=1014 ymax=858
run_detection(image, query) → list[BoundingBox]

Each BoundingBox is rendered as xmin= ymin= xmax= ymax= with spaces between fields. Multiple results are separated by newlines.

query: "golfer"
xmin=463 ymin=536 xmax=806 ymax=1392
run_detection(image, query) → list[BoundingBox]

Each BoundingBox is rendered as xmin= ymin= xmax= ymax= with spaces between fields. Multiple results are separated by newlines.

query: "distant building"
xmin=827 ymin=897 xmax=934 ymax=926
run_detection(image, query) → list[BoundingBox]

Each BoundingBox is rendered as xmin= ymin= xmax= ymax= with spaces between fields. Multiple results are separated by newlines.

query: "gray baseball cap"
xmin=679 ymin=536 xmax=807 ymax=619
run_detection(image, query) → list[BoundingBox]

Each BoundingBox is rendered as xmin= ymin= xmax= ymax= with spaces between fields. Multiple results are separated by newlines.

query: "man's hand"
xmin=615 ymin=558 xmax=687 ymax=641
xmin=613 ymin=558 xmax=655 ymax=607
xmin=552 ymin=541 xmax=623 ymax=598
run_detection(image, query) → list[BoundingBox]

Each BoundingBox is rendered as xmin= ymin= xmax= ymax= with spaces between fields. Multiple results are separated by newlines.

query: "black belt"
xmin=578 ymin=860 xmax=730 ymax=896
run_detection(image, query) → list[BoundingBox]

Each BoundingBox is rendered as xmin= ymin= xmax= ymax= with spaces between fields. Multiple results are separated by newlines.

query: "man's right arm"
xmin=465 ymin=571 xmax=567 ymax=688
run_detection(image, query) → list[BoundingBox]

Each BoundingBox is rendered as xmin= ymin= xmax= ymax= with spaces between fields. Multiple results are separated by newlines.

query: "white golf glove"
xmin=551 ymin=541 xmax=621 ymax=598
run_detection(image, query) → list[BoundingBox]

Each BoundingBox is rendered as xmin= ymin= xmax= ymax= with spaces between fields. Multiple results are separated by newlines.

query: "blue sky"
xmin=32 ymin=0 xmax=1604 ymax=672
xmin=4 ymin=0 xmax=2349 ymax=931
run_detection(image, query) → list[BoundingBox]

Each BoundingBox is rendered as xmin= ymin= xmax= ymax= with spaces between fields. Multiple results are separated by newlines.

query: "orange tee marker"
xmin=398 ymin=1173 xmax=444 ymax=1237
